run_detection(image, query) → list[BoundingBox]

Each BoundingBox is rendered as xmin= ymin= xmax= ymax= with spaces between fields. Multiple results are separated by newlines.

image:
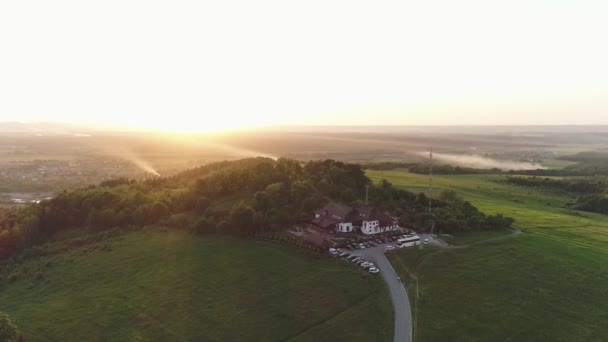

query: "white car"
xmin=328 ymin=248 xmax=339 ymax=255
xmin=361 ymin=262 xmax=375 ymax=268
xmin=359 ymin=243 xmax=366 ymax=249
xmin=385 ymin=245 xmax=395 ymax=251
xmin=368 ymin=267 xmax=380 ymax=274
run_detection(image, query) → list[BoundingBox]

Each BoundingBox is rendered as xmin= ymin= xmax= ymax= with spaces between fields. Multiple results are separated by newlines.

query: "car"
xmin=368 ymin=267 xmax=380 ymax=274
xmin=359 ymin=243 xmax=366 ymax=249
xmin=339 ymin=252 xmax=349 ymax=257
xmin=361 ymin=262 xmax=375 ymax=268
xmin=368 ymin=241 xmax=376 ymax=247
xmin=355 ymin=260 xmax=366 ymax=266
xmin=328 ymin=248 xmax=339 ymax=255
xmin=346 ymin=245 xmax=354 ymax=251
xmin=376 ymin=239 xmax=384 ymax=244
xmin=352 ymin=257 xmax=363 ymax=263
xmin=352 ymin=243 xmax=360 ymax=249
xmin=385 ymin=245 xmax=395 ymax=251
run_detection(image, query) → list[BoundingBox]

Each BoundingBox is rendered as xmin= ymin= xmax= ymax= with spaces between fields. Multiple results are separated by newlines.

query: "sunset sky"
xmin=1 ymin=0 xmax=607 ymax=132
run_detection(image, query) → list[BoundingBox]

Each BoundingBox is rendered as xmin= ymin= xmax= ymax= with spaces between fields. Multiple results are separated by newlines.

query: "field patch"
xmin=0 ymin=231 xmax=392 ymax=342
xmin=367 ymin=169 xmax=608 ymax=341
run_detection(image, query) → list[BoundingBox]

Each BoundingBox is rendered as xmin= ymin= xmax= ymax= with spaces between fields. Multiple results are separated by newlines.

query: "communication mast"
xmin=429 ymin=148 xmax=435 ymax=237
xmin=429 ymin=148 xmax=433 ymax=213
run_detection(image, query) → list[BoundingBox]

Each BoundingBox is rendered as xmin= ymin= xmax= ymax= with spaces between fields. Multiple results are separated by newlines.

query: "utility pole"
xmin=365 ymin=184 xmax=369 ymax=205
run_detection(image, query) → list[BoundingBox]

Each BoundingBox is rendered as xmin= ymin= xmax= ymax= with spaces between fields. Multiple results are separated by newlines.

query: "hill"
xmin=0 ymin=230 xmax=392 ymax=341
xmin=1 ymin=158 xmax=513 ymax=260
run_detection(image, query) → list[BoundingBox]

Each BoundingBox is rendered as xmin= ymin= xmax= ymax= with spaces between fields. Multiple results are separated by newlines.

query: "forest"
xmin=0 ymin=158 xmax=514 ymax=260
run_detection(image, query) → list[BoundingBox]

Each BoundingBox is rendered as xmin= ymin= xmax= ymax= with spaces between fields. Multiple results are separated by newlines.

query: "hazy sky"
xmin=1 ymin=0 xmax=607 ymax=131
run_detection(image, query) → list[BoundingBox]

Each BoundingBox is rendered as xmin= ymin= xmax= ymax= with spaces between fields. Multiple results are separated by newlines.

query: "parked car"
xmin=369 ymin=241 xmax=376 ymax=247
xmin=376 ymin=239 xmax=384 ymax=244
xmin=359 ymin=243 xmax=366 ymax=249
xmin=346 ymin=255 xmax=358 ymax=260
xmin=385 ymin=245 xmax=395 ymax=251
xmin=368 ymin=267 xmax=380 ymax=274
xmin=352 ymin=243 xmax=360 ymax=249
xmin=346 ymin=245 xmax=354 ymax=251
xmin=328 ymin=248 xmax=339 ymax=255
xmin=339 ymin=252 xmax=349 ymax=257
xmin=352 ymin=257 xmax=363 ymax=263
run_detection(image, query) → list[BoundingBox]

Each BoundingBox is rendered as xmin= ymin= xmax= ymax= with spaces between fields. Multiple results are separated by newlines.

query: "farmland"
xmin=0 ymin=231 xmax=392 ymax=342
xmin=367 ymin=170 xmax=608 ymax=341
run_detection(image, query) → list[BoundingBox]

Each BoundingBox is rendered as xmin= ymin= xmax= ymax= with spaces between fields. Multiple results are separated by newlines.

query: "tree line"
xmin=0 ymin=158 xmax=514 ymax=260
xmin=504 ymin=176 xmax=608 ymax=215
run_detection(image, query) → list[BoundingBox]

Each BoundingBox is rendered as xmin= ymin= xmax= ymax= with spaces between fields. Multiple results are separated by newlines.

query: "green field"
xmin=0 ymin=231 xmax=392 ymax=342
xmin=367 ymin=170 xmax=608 ymax=341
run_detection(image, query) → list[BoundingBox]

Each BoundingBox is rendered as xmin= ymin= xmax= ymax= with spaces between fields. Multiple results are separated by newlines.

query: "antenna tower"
xmin=429 ymin=148 xmax=435 ymax=237
xmin=429 ymin=148 xmax=433 ymax=213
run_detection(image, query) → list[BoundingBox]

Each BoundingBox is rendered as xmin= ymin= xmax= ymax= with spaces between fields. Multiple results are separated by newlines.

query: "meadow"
xmin=0 ymin=231 xmax=392 ymax=342
xmin=367 ymin=170 xmax=608 ymax=341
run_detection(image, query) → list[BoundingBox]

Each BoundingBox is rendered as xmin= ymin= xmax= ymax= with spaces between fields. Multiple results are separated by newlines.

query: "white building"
xmin=312 ymin=202 xmax=399 ymax=235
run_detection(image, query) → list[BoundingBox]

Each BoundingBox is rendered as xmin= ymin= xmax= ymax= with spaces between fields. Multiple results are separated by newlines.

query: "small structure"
xmin=302 ymin=233 xmax=332 ymax=249
xmin=312 ymin=202 xmax=399 ymax=235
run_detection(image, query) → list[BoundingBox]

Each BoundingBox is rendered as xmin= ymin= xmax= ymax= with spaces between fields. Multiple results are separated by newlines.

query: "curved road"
xmin=360 ymin=246 xmax=412 ymax=342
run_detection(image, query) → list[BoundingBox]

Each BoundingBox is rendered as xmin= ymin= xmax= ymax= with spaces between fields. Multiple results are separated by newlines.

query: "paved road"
xmin=360 ymin=246 xmax=412 ymax=342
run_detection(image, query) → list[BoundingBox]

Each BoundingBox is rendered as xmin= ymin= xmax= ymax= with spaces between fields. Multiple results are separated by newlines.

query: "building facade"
xmin=312 ymin=202 xmax=399 ymax=235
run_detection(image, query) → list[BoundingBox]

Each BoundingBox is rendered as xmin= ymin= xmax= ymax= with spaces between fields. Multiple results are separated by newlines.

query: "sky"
xmin=0 ymin=0 xmax=607 ymax=132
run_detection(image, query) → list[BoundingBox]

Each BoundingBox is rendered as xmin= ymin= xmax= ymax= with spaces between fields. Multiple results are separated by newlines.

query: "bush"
xmin=0 ymin=311 xmax=18 ymax=342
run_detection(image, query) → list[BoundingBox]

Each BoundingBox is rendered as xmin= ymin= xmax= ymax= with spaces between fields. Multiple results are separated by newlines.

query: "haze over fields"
xmin=2 ymin=1 xmax=608 ymax=341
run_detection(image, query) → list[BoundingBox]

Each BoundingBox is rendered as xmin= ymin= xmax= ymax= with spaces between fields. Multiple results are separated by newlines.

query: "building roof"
xmin=303 ymin=233 xmax=328 ymax=247
xmin=313 ymin=202 xmax=398 ymax=229
xmin=315 ymin=202 xmax=355 ymax=222
xmin=312 ymin=215 xmax=338 ymax=229
xmin=355 ymin=205 xmax=396 ymax=226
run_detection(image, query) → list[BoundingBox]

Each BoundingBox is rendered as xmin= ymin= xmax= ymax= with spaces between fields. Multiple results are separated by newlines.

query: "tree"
xmin=194 ymin=217 xmax=216 ymax=234
xmin=195 ymin=197 xmax=211 ymax=213
xmin=0 ymin=312 xmax=18 ymax=342
xmin=437 ymin=190 xmax=462 ymax=204
xmin=228 ymin=202 xmax=255 ymax=235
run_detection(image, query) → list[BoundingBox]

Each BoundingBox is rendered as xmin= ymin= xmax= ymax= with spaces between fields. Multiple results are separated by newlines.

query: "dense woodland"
xmin=0 ymin=158 xmax=514 ymax=260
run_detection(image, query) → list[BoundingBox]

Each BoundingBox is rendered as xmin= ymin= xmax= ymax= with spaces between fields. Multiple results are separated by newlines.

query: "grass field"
xmin=0 ymin=231 xmax=392 ymax=342
xmin=367 ymin=170 xmax=608 ymax=341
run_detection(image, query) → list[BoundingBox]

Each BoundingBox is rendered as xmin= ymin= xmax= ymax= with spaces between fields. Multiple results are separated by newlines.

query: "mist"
xmin=98 ymin=147 xmax=161 ymax=176
xmin=420 ymin=152 xmax=546 ymax=170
